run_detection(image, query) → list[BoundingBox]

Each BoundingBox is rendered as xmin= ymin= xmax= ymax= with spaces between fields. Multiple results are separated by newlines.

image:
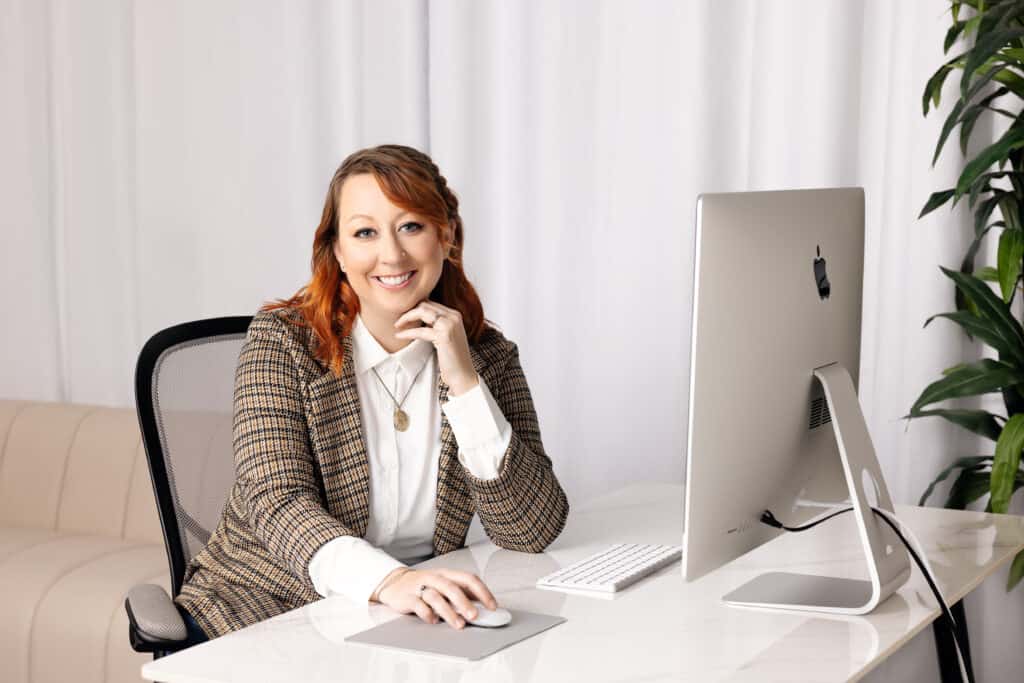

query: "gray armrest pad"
xmin=126 ymin=584 xmax=188 ymax=642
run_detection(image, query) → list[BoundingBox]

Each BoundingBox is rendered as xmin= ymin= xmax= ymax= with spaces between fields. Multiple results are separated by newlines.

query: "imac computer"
xmin=682 ymin=187 xmax=911 ymax=615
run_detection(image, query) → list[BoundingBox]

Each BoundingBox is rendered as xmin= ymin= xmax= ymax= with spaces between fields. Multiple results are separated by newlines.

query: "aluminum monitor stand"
xmin=722 ymin=362 xmax=911 ymax=615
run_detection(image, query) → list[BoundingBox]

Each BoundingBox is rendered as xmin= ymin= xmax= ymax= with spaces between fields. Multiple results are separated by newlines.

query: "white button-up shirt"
xmin=307 ymin=314 xmax=512 ymax=604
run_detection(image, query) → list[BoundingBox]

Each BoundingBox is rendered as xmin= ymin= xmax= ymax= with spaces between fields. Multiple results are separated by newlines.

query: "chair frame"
xmin=134 ymin=316 xmax=252 ymax=598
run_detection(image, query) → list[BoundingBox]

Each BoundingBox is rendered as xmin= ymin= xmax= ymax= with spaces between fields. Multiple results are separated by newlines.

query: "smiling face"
xmin=333 ymin=173 xmax=450 ymax=324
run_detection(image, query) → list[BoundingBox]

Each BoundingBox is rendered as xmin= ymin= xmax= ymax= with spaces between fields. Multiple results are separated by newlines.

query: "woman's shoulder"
xmin=249 ymin=306 xmax=310 ymax=340
xmin=246 ymin=306 xmax=321 ymax=363
xmin=473 ymin=320 xmax=518 ymax=370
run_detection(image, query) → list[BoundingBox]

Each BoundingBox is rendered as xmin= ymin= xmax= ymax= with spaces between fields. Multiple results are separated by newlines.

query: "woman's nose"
xmin=379 ymin=232 xmax=407 ymax=263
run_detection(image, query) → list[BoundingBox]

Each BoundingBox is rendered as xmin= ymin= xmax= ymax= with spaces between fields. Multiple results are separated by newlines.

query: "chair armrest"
xmin=124 ymin=584 xmax=188 ymax=653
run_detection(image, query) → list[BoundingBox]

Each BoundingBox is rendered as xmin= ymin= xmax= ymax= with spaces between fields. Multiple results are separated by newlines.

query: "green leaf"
xmin=946 ymin=466 xmax=994 ymax=508
xmin=941 ymin=267 xmax=1024 ymax=349
xmin=919 ymin=455 xmax=993 ymax=505
xmin=978 ymin=265 xmax=1000 ymax=281
xmin=969 ymin=174 xmax=992 ymax=209
xmin=999 ymin=194 xmax=1022 ymax=232
xmin=959 ymin=225 xmax=997 ymax=303
xmin=1002 ymin=47 xmax=1024 ymax=62
xmin=934 ymin=63 xmax=1004 ymax=166
xmin=961 ymin=87 xmax=1010 ymax=155
xmin=908 ymin=408 xmax=1004 ymax=441
xmin=925 ymin=58 xmax=963 ymax=116
xmin=1010 ymin=170 xmax=1024 ymax=197
xmin=976 ymin=192 xmax=1007 ymax=238
xmin=961 ymin=28 xmax=1024 ymax=99
xmin=920 ymin=189 xmax=956 ymax=218
xmin=955 ymin=126 xmax=1024 ymax=197
xmin=946 ymin=21 xmax=967 ymax=54
xmin=910 ymin=358 xmax=1024 ymax=413
xmin=924 ymin=51 xmax=968 ymax=116
xmin=942 ymin=362 xmax=971 ymax=376
xmin=1008 ymin=549 xmax=1024 ymax=590
xmin=997 ymin=228 xmax=1024 ymax=301
xmin=991 ymin=413 xmax=1024 ymax=513
xmin=926 ymin=310 xmax=1024 ymax=364
xmin=964 ymin=14 xmax=984 ymax=40
xmin=993 ymin=68 xmax=1024 ymax=99
xmin=965 ymin=172 xmax=1017 ymax=210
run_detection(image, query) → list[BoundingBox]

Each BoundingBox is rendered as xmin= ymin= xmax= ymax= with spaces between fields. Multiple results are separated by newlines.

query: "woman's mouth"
xmin=373 ymin=270 xmax=416 ymax=290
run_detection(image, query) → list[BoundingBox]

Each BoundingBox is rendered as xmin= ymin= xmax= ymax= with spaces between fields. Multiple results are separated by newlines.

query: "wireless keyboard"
xmin=536 ymin=543 xmax=682 ymax=594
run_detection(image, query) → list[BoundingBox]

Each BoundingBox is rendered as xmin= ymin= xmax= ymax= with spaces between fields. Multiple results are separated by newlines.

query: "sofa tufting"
xmin=0 ymin=399 xmax=169 ymax=683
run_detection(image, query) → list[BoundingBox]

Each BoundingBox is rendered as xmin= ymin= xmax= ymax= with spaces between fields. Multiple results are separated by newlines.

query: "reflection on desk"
xmin=142 ymin=482 xmax=1024 ymax=683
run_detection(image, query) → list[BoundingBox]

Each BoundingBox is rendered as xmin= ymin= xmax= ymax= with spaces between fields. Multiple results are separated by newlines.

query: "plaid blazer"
xmin=175 ymin=307 xmax=569 ymax=638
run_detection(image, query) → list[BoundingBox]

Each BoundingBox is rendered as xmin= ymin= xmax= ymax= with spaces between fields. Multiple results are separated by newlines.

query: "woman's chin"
xmin=365 ymin=290 xmax=426 ymax=316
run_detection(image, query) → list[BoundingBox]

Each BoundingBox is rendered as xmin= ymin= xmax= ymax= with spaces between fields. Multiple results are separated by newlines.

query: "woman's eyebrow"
xmin=346 ymin=211 xmax=414 ymax=225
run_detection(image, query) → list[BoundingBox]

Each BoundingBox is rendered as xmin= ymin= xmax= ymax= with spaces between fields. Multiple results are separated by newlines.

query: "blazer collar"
xmin=350 ymin=314 xmax=434 ymax=379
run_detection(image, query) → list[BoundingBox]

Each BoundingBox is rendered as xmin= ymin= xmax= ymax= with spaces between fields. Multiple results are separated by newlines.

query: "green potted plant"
xmin=911 ymin=0 xmax=1024 ymax=589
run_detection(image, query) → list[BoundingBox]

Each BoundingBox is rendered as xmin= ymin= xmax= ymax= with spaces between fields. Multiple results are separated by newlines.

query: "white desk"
xmin=142 ymin=482 xmax=1024 ymax=682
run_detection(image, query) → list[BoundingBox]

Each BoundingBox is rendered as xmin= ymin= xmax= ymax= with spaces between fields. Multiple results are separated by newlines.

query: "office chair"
xmin=124 ymin=316 xmax=253 ymax=658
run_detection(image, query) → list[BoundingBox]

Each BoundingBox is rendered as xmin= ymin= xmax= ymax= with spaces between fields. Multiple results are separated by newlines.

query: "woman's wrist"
xmin=371 ymin=567 xmax=411 ymax=603
xmin=447 ymin=373 xmax=480 ymax=397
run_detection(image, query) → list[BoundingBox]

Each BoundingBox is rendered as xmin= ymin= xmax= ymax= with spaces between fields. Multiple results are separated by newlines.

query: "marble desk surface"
xmin=142 ymin=482 xmax=1024 ymax=683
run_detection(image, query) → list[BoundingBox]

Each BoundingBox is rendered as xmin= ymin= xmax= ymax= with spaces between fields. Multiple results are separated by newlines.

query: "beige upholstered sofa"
xmin=0 ymin=399 xmax=168 ymax=683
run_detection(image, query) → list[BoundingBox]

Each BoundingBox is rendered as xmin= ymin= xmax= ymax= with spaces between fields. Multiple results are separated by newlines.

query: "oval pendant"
xmin=394 ymin=409 xmax=409 ymax=432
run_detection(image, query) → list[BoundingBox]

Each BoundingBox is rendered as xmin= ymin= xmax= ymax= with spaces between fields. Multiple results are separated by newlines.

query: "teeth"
xmin=377 ymin=272 xmax=413 ymax=286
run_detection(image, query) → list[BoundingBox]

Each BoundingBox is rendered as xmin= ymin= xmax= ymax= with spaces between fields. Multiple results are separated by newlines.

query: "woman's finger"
xmin=427 ymin=576 xmax=478 ymax=619
xmin=419 ymin=300 xmax=460 ymax=321
xmin=437 ymin=570 xmax=498 ymax=609
xmin=412 ymin=598 xmax=437 ymax=625
xmin=421 ymin=587 xmax=465 ymax=629
xmin=394 ymin=302 xmax=439 ymax=328
xmin=394 ymin=326 xmax=437 ymax=342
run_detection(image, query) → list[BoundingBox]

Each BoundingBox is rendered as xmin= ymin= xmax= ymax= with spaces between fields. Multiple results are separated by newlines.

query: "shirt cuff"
xmin=442 ymin=378 xmax=512 ymax=480
xmin=308 ymin=536 xmax=406 ymax=604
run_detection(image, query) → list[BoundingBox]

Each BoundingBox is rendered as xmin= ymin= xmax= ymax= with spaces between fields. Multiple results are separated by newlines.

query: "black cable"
xmin=761 ymin=507 xmax=975 ymax=683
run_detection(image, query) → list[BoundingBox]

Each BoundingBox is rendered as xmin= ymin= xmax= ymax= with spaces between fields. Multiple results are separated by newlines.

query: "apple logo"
xmin=813 ymin=246 xmax=830 ymax=300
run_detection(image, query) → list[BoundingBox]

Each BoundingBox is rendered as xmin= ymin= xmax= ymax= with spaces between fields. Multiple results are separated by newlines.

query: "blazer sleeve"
xmin=462 ymin=339 xmax=570 ymax=552
xmin=232 ymin=313 xmax=355 ymax=580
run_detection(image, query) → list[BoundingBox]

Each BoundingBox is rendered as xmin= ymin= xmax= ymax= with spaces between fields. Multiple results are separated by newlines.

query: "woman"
xmin=174 ymin=144 xmax=570 ymax=641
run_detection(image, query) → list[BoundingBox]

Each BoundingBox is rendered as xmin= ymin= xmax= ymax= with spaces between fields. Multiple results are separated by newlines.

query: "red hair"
xmin=264 ymin=145 xmax=488 ymax=376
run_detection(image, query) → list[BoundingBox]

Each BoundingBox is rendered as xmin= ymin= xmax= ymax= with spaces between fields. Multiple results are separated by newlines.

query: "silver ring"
xmin=416 ymin=584 xmax=428 ymax=599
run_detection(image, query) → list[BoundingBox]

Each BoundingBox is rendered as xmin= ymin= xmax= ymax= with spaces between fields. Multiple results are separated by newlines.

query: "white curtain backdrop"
xmin=2 ymin=0 xmax=1021 ymax=680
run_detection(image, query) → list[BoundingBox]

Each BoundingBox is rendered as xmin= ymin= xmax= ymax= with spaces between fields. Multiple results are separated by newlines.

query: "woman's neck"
xmin=358 ymin=309 xmax=412 ymax=354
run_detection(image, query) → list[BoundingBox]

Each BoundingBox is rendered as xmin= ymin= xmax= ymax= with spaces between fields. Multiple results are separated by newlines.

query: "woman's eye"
xmin=355 ymin=228 xmax=375 ymax=238
xmin=401 ymin=222 xmax=423 ymax=232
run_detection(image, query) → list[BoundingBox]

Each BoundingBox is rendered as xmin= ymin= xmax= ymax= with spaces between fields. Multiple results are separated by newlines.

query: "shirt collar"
xmin=350 ymin=314 xmax=433 ymax=378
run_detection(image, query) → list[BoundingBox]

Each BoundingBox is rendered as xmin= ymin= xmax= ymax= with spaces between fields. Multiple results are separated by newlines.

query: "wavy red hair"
xmin=263 ymin=145 xmax=488 ymax=377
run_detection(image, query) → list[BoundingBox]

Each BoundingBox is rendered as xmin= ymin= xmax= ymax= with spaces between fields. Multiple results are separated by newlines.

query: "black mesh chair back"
xmin=135 ymin=316 xmax=252 ymax=597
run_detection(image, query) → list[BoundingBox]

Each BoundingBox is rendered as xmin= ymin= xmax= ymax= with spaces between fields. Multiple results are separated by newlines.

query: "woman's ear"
xmin=443 ymin=222 xmax=455 ymax=257
xmin=332 ymin=240 xmax=345 ymax=271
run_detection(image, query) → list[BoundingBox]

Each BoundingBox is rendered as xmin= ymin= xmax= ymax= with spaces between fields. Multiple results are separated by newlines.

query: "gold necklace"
xmin=371 ymin=361 xmax=428 ymax=432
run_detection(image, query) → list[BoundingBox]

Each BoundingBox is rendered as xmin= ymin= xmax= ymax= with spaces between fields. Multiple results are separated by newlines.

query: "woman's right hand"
xmin=375 ymin=567 xmax=499 ymax=630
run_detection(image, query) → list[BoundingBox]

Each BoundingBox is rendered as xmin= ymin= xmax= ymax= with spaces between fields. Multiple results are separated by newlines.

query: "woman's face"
xmin=334 ymin=173 xmax=449 ymax=320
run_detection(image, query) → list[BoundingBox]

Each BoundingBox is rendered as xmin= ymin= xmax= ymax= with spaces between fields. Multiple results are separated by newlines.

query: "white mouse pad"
xmin=344 ymin=609 xmax=566 ymax=661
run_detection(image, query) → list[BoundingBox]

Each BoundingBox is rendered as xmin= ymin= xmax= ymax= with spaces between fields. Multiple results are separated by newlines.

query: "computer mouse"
xmin=466 ymin=601 xmax=512 ymax=628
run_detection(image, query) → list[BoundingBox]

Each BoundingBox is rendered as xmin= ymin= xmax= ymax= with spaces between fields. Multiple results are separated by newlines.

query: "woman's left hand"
xmin=395 ymin=300 xmax=479 ymax=396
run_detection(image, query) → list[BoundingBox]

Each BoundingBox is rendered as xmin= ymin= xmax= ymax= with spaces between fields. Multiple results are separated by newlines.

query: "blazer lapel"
xmin=303 ymin=333 xmax=371 ymax=537
xmin=432 ymin=342 xmax=495 ymax=555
